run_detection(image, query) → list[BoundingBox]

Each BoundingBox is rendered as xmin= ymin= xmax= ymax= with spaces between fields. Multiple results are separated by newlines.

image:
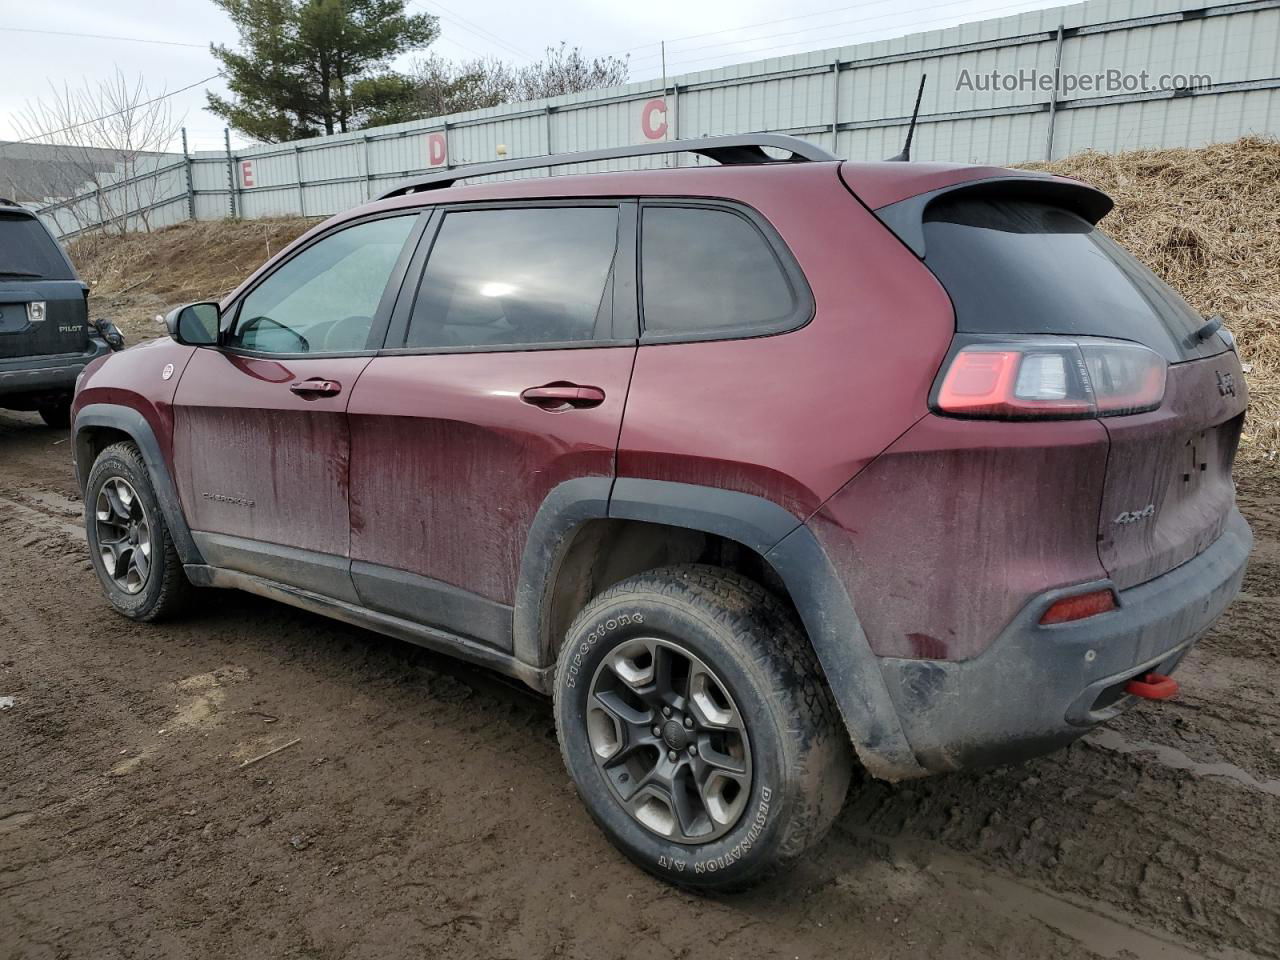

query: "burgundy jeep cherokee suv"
xmin=71 ymin=135 xmax=1251 ymax=889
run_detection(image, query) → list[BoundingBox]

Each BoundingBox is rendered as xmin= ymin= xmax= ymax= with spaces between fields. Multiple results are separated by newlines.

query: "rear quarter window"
xmin=639 ymin=205 xmax=806 ymax=341
xmin=0 ymin=214 xmax=75 ymax=280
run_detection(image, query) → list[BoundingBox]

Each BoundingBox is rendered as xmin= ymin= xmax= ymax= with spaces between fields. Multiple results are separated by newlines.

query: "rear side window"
xmin=922 ymin=197 xmax=1220 ymax=361
xmin=640 ymin=206 xmax=800 ymax=339
xmin=405 ymin=206 xmax=619 ymax=350
xmin=0 ymin=214 xmax=75 ymax=280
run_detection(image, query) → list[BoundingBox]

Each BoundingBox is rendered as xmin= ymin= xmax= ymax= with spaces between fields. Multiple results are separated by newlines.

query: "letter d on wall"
xmin=641 ymin=99 xmax=668 ymax=140
xmin=427 ymin=132 xmax=448 ymax=167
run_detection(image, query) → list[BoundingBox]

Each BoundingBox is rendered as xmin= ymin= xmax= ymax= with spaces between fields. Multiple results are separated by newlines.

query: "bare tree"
xmin=513 ymin=43 xmax=629 ymax=101
xmin=7 ymin=71 xmax=186 ymax=235
xmin=354 ymin=44 xmax=629 ymax=128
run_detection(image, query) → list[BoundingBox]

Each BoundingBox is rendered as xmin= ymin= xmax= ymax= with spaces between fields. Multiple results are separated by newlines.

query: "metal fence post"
xmin=181 ymin=128 xmax=195 ymax=223
xmin=224 ymin=128 xmax=238 ymax=219
xmin=294 ymin=145 xmax=305 ymax=216
xmin=1045 ymin=24 xmax=1066 ymax=162
xmin=831 ymin=58 xmax=842 ymax=154
xmin=671 ymin=82 xmax=680 ymax=165
xmin=362 ymin=134 xmax=372 ymax=200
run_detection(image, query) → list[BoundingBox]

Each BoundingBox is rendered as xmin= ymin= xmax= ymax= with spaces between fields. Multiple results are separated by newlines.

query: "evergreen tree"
xmin=208 ymin=0 xmax=438 ymax=141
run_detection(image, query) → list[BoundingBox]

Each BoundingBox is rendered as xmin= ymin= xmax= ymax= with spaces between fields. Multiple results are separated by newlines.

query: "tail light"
xmin=934 ymin=337 xmax=1166 ymax=420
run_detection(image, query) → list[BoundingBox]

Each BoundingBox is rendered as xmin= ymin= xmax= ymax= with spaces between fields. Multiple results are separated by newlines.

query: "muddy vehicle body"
xmin=0 ymin=199 xmax=121 ymax=427
xmin=70 ymin=135 xmax=1251 ymax=889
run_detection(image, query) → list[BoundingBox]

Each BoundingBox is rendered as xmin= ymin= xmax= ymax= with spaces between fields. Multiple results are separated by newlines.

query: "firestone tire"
xmin=84 ymin=442 xmax=192 ymax=622
xmin=553 ymin=564 xmax=852 ymax=891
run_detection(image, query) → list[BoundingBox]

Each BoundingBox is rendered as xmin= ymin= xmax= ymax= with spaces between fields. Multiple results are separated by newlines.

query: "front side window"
xmin=404 ymin=206 xmax=619 ymax=350
xmin=230 ymin=216 xmax=416 ymax=354
xmin=640 ymin=206 xmax=798 ymax=338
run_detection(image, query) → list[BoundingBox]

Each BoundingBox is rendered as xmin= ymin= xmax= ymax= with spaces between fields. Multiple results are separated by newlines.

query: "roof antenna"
xmin=887 ymin=74 xmax=927 ymax=161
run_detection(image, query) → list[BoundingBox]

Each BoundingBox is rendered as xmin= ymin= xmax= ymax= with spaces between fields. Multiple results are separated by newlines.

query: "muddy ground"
xmin=1 ymin=409 xmax=1278 ymax=960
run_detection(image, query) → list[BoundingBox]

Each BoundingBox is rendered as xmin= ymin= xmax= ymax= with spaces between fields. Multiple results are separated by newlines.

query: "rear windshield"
xmin=0 ymin=213 xmax=75 ymax=280
xmin=922 ymin=197 xmax=1222 ymax=362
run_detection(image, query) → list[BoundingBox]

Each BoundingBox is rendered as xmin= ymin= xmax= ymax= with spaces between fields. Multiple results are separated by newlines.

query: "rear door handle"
xmin=290 ymin=378 xmax=342 ymax=398
xmin=520 ymin=383 xmax=606 ymax=410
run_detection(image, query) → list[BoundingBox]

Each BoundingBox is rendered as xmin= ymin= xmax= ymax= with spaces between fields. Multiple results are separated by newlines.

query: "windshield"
xmin=0 ymin=213 xmax=76 ymax=281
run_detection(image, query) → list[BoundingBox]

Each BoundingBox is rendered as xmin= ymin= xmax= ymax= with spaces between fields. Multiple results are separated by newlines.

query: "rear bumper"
xmin=878 ymin=506 xmax=1253 ymax=773
xmin=0 ymin=338 xmax=110 ymax=401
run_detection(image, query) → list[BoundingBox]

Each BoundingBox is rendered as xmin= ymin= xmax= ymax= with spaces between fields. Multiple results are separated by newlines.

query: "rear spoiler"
xmin=874 ymin=176 xmax=1113 ymax=259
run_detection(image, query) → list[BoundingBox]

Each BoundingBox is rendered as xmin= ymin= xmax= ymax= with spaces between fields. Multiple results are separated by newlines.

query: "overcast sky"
xmin=1 ymin=0 xmax=1067 ymax=150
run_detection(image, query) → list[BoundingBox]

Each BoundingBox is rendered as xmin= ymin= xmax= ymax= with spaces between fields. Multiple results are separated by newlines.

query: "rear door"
xmin=171 ymin=213 xmax=423 ymax=598
xmin=0 ymin=211 xmax=89 ymax=359
xmin=918 ymin=190 xmax=1247 ymax=589
xmin=345 ymin=201 xmax=637 ymax=651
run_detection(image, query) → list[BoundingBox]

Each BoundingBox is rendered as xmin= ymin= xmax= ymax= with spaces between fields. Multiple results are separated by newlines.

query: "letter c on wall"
xmin=641 ymin=99 xmax=668 ymax=140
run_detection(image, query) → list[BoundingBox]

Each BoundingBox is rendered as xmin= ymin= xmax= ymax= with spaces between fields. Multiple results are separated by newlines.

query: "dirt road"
xmin=2 ymin=408 xmax=1278 ymax=960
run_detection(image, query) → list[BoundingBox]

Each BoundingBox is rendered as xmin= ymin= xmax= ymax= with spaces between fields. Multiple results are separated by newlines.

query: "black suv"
xmin=0 ymin=199 xmax=122 ymax=427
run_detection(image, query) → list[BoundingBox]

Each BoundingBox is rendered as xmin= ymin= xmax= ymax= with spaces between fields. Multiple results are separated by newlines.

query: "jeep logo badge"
xmin=1217 ymin=371 xmax=1236 ymax=397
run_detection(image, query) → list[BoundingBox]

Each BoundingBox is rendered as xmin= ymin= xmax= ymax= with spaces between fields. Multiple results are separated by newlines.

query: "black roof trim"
xmin=377 ymin=134 xmax=838 ymax=199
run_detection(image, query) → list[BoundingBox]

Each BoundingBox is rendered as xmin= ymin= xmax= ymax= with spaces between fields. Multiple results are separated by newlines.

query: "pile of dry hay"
xmin=68 ymin=138 xmax=1279 ymax=460
xmin=1038 ymin=136 xmax=1280 ymax=461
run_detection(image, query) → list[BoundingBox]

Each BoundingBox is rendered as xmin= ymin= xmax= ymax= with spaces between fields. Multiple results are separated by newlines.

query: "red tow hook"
xmin=1125 ymin=673 xmax=1180 ymax=700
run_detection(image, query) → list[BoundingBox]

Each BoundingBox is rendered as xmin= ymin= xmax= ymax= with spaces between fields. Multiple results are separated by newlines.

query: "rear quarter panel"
xmin=616 ymin=166 xmax=956 ymax=518
xmin=812 ymin=415 xmax=1112 ymax=660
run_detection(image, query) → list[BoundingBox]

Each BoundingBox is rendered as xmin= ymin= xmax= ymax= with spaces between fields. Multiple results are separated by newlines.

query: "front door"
xmin=346 ymin=202 xmax=637 ymax=651
xmin=171 ymin=213 xmax=422 ymax=599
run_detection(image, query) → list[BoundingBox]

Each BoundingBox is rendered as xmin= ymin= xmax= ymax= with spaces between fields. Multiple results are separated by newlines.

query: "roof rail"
xmin=378 ymin=133 xmax=838 ymax=199
xmin=0 ymin=197 xmax=20 ymax=207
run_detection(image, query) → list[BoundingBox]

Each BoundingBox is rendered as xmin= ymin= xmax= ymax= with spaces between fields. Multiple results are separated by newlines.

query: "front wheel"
xmin=84 ymin=442 xmax=191 ymax=621
xmin=553 ymin=565 xmax=852 ymax=891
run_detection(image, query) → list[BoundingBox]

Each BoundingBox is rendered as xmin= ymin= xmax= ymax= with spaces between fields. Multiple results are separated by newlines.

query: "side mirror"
xmin=164 ymin=302 xmax=221 ymax=346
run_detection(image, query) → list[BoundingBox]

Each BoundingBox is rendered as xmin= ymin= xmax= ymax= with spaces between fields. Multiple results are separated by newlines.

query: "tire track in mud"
xmin=3 ymin=410 xmax=1279 ymax=959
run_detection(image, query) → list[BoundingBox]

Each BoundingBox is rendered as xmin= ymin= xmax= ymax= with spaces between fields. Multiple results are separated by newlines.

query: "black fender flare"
xmin=513 ymin=476 xmax=613 ymax=672
xmin=73 ymin=403 xmax=204 ymax=566
xmin=516 ymin=476 xmax=925 ymax=780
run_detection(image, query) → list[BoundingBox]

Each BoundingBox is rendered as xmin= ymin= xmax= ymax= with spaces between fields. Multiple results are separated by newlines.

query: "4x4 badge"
xmin=1217 ymin=371 xmax=1236 ymax=397
xmin=162 ymin=363 xmax=175 ymax=381
xmin=1114 ymin=504 xmax=1155 ymax=525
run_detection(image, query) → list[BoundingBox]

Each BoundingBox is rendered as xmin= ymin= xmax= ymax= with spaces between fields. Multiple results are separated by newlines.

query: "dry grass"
xmin=68 ymin=217 xmax=320 ymax=342
xmin=1033 ymin=136 xmax=1280 ymax=462
xmin=66 ymin=138 xmax=1280 ymax=460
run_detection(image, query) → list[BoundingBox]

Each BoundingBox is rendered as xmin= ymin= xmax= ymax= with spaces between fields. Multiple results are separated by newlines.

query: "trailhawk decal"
xmin=564 ymin=613 xmax=644 ymax=689
xmin=656 ymin=787 xmax=773 ymax=873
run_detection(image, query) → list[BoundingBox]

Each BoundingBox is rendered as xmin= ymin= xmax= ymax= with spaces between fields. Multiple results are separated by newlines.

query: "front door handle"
xmin=520 ymin=383 xmax=606 ymax=411
xmin=290 ymin=378 xmax=342 ymax=398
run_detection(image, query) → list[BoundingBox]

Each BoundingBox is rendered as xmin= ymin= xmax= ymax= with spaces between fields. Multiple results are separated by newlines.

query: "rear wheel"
xmin=37 ymin=399 xmax=71 ymax=429
xmin=84 ymin=442 xmax=191 ymax=621
xmin=553 ymin=565 xmax=852 ymax=891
